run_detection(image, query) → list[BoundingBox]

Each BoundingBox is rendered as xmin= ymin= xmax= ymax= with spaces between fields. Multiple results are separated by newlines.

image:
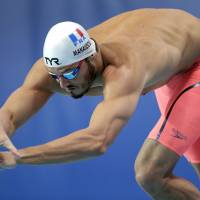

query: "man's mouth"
xmin=67 ymin=86 xmax=76 ymax=90
xmin=63 ymin=86 xmax=77 ymax=92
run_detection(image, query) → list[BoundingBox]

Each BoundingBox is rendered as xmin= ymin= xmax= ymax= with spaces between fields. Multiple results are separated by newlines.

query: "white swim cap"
xmin=43 ymin=21 xmax=96 ymax=68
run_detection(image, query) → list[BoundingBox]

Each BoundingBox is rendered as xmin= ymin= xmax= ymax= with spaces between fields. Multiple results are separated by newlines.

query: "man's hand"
xmin=0 ymin=151 xmax=17 ymax=170
xmin=0 ymin=126 xmax=20 ymax=157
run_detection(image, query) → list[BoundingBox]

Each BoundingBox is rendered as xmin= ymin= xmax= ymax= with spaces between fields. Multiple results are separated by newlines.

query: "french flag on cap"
xmin=69 ymin=28 xmax=86 ymax=47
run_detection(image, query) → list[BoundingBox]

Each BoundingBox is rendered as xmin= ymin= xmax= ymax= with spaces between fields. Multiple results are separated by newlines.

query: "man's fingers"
xmin=0 ymin=152 xmax=17 ymax=170
xmin=5 ymin=140 xmax=20 ymax=158
xmin=0 ymin=153 xmax=5 ymax=171
xmin=0 ymin=153 xmax=3 ymax=161
xmin=0 ymin=136 xmax=20 ymax=157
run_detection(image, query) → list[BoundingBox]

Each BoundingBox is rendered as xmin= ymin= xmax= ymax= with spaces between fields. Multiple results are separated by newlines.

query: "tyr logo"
xmin=44 ymin=57 xmax=61 ymax=66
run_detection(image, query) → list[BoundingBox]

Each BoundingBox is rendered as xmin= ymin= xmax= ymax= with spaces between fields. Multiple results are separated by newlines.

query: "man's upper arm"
xmin=88 ymin=92 xmax=140 ymax=148
xmin=88 ymin=65 xmax=146 ymax=149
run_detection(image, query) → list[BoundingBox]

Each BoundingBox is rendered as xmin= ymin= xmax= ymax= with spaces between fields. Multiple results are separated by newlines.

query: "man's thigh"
xmin=148 ymin=83 xmax=200 ymax=171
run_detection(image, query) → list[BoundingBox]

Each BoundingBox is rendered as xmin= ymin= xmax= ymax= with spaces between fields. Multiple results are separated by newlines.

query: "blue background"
xmin=0 ymin=0 xmax=199 ymax=199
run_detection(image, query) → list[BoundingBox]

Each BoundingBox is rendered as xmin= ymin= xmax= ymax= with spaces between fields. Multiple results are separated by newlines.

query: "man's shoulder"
xmin=102 ymin=63 xmax=147 ymax=97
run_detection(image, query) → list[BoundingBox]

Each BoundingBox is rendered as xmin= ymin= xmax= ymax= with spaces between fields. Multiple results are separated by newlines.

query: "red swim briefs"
xmin=148 ymin=58 xmax=200 ymax=163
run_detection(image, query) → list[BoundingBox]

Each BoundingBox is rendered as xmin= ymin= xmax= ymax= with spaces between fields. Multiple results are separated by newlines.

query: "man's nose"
xmin=59 ymin=76 xmax=70 ymax=88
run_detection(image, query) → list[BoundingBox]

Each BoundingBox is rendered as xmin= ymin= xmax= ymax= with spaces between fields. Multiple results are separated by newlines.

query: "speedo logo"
xmin=170 ymin=128 xmax=187 ymax=140
xmin=73 ymin=41 xmax=91 ymax=56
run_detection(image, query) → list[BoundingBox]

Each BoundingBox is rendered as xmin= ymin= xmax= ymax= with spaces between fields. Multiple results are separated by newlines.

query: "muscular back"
xmin=89 ymin=9 xmax=200 ymax=92
xmin=19 ymin=9 xmax=200 ymax=97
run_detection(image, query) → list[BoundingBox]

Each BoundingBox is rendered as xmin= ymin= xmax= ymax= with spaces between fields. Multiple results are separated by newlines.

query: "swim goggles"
xmin=49 ymin=61 xmax=83 ymax=80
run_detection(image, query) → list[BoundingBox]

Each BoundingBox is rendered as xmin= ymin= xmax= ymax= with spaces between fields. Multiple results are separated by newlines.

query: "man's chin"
xmin=71 ymin=87 xmax=90 ymax=99
xmin=71 ymin=92 xmax=84 ymax=99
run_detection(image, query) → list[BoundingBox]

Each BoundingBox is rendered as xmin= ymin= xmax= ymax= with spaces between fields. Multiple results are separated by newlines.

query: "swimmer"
xmin=0 ymin=8 xmax=200 ymax=200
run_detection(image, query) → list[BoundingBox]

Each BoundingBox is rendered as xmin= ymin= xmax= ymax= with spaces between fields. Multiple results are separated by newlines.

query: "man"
xmin=0 ymin=8 xmax=199 ymax=199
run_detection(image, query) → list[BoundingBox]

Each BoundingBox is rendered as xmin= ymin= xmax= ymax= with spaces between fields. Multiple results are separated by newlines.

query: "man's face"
xmin=48 ymin=59 xmax=96 ymax=99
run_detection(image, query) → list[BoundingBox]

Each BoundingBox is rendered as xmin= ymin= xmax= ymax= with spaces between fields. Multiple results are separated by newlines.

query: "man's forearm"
xmin=17 ymin=128 xmax=105 ymax=165
xmin=0 ymin=108 xmax=16 ymax=137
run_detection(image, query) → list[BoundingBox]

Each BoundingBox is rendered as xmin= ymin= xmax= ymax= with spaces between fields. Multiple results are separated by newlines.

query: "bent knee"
xmin=134 ymin=139 xmax=179 ymax=192
xmin=134 ymin=164 xmax=165 ymax=193
xmin=134 ymin=156 xmax=170 ymax=194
